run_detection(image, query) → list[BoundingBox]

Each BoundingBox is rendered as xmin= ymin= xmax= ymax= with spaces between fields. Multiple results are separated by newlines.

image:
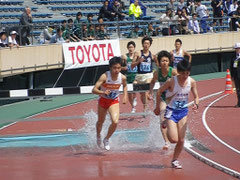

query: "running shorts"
xmin=99 ymin=97 xmax=119 ymax=109
xmin=164 ymin=106 xmax=188 ymax=123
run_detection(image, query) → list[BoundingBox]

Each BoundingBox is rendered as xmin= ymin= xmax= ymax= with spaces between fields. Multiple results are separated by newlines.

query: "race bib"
xmin=174 ymin=100 xmax=186 ymax=109
xmin=107 ymin=90 xmax=118 ymax=99
xmin=127 ymin=63 xmax=137 ymax=73
xmin=140 ymin=62 xmax=151 ymax=72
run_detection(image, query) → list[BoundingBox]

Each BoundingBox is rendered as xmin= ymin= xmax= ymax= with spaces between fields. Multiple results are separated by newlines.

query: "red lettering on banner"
xmin=92 ymin=44 xmax=100 ymax=62
xmin=99 ymin=44 xmax=106 ymax=61
xmin=107 ymin=43 xmax=114 ymax=59
xmin=84 ymin=45 xmax=91 ymax=62
xmin=76 ymin=46 xmax=84 ymax=64
xmin=68 ymin=47 xmax=75 ymax=64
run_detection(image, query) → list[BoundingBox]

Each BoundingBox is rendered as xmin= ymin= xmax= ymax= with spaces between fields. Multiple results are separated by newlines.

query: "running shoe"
xmin=133 ymin=97 xmax=137 ymax=107
xmin=103 ymin=138 xmax=110 ymax=151
xmin=97 ymin=136 xmax=101 ymax=148
xmin=131 ymin=108 xmax=136 ymax=113
xmin=162 ymin=142 xmax=170 ymax=150
xmin=171 ymin=160 xmax=182 ymax=169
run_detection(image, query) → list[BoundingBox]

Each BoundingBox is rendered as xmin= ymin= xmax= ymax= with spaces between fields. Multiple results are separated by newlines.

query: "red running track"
xmin=0 ymin=78 xmax=239 ymax=180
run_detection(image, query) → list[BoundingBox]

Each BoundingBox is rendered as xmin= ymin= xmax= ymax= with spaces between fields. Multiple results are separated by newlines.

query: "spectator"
xmin=143 ymin=23 xmax=158 ymax=37
xmin=73 ymin=12 xmax=83 ymax=37
xmin=64 ymin=18 xmax=80 ymax=42
xmin=19 ymin=6 xmax=33 ymax=45
xmin=87 ymin=13 xmax=94 ymax=30
xmin=187 ymin=0 xmax=196 ymax=15
xmin=230 ymin=7 xmax=240 ymax=31
xmin=181 ymin=7 xmax=191 ymax=34
xmin=223 ymin=0 xmax=232 ymax=15
xmin=0 ymin=32 xmax=8 ymax=47
xmin=8 ymin=31 xmax=19 ymax=48
xmin=195 ymin=0 xmax=210 ymax=33
xmin=96 ymin=25 xmax=109 ymax=40
xmin=188 ymin=13 xmax=201 ymax=34
xmin=128 ymin=25 xmax=143 ymax=38
xmin=160 ymin=8 xmax=173 ymax=36
xmin=112 ymin=0 xmax=125 ymax=21
xmin=50 ymin=28 xmax=66 ymax=44
xmin=119 ymin=0 xmax=126 ymax=11
xmin=172 ymin=9 xmax=183 ymax=34
xmin=166 ymin=0 xmax=176 ymax=14
xmin=88 ymin=24 xmax=95 ymax=40
xmin=61 ymin=20 xmax=67 ymax=32
xmin=228 ymin=0 xmax=238 ymax=16
xmin=39 ymin=26 xmax=54 ymax=44
xmin=177 ymin=0 xmax=187 ymax=10
xmin=99 ymin=0 xmax=115 ymax=21
xmin=81 ymin=23 xmax=89 ymax=41
xmin=129 ymin=0 xmax=143 ymax=20
xmin=130 ymin=0 xmax=147 ymax=16
xmin=211 ymin=0 xmax=223 ymax=26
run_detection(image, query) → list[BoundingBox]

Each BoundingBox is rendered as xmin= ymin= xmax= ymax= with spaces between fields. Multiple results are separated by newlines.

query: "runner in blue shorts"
xmin=154 ymin=59 xmax=199 ymax=169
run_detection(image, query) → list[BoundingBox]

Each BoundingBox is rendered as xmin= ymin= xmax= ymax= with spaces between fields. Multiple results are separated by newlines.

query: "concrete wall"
xmin=1 ymin=32 xmax=240 ymax=77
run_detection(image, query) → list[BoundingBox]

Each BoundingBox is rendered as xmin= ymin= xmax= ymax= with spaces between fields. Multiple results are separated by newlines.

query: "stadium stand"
xmin=0 ymin=0 xmax=231 ymax=42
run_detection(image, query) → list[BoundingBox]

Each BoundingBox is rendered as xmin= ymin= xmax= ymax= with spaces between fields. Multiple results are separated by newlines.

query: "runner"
xmin=92 ymin=57 xmax=128 ymax=150
xmin=131 ymin=36 xmax=158 ymax=113
xmin=170 ymin=38 xmax=192 ymax=69
xmin=149 ymin=50 xmax=177 ymax=150
xmin=121 ymin=41 xmax=138 ymax=113
xmin=154 ymin=59 xmax=199 ymax=169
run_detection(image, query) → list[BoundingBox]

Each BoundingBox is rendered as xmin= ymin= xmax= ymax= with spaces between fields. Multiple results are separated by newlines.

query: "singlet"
xmin=158 ymin=67 xmax=173 ymax=86
xmin=126 ymin=53 xmax=138 ymax=74
xmin=101 ymin=71 xmax=122 ymax=99
xmin=137 ymin=50 xmax=153 ymax=74
xmin=173 ymin=49 xmax=184 ymax=68
xmin=166 ymin=76 xmax=191 ymax=110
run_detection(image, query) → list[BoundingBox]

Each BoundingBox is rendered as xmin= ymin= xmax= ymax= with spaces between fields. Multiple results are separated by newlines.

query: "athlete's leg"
xmin=105 ymin=103 xmax=120 ymax=140
xmin=172 ymin=116 xmax=187 ymax=161
xmin=166 ymin=119 xmax=178 ymax=144
xmin=159 ymin=101 xmax=170 ymax=149
xmin=96 ymin=104 xmax=108 ymax=138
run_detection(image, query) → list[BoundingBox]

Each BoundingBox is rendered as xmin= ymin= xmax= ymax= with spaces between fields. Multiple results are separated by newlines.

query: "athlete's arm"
xmin=122 ymin=75 xmax=128 ymax=104
xmin=92 ymin=73 xmax=110 ymax=96
xmin=183 ymin=50 xmax=192 ymax=63
xmin=131 ymin=51 xmax=140 ymax=69
xmin=121 ymin=55 xmax=128 ymax=71
xmin=191 ymin=78 xmax=199 ymax=111
xmin=172 ymin=68 xmax=178 ymax=76
xmin=149 ymin=70 xmax=158 ymax=97
xmin=154 ymin=78 xmax=172 ymax=115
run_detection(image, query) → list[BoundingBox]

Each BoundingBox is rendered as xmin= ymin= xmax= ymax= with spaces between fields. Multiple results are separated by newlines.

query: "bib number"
xmin=127 ymin=63 xmax=137 ymax=73
xmin=140 ymin=62 xmax=151 ymax=72
xmin=174 ymin=101 xmax=186 ymax=109
xmin=107 ymin=91 xmax=118 ymax=99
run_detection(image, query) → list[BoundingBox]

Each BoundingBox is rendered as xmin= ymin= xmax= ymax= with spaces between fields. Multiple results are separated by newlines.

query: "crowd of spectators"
xmin=0 ymin=0 xmax=240 ymax=47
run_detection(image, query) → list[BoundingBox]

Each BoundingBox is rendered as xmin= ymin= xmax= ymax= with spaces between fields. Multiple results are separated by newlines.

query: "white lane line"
xmin=0 ymin=122 xmax=17 ymax=131
xmin=185 ymin=141 xmax=240 ymax=178
xmin=202 ymin=94 xmax=240 ymax=154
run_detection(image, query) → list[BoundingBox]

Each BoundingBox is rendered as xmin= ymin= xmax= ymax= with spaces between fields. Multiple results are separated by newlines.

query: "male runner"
xmin=149 ymin=50 xmax=177 ymax=150
xmin=131 ymin=36 xmax=158 ymax=112
xmin=154 ymin=59 xmax=199 ymax=169
xmin=170 ymin=38 xmax=192 ymax=69
xmin=121 ymin=41 xmax=138 ymax=113
xmin=92 ymin=57 xmax=127 ymax=150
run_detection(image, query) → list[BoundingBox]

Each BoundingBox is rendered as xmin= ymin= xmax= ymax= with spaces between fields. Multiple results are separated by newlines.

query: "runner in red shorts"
xmin=92 ymin=57 xmax=128 ymax=150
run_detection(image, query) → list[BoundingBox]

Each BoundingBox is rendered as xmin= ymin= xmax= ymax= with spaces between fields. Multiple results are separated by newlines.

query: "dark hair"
xmin=192 ymin=13 xmax=197 ymax=16
xmin=157 ymin=50 xmax=171 ymax=64
xmin=97 ymin=17 xmax=103 ymax=22
xmin=87 ymin=13 xmax=93 ymax=18
xmin=57 ymin=27 xmax=62 ymax=33
xmin=76 ymin=12 xmax=82 ymax=17
xmin=109 ymin=56 xmax=122 ymax=67
xmin=177 ymin=59 xmax=191 ymax=72
xmin=61 ymin=20 xmax=67 ymax=24
xmin=127 ymin=41 xmax=136 ymax=48
xmin=175 ymin=38 xmax=182 ymax=44
xmin=142 ymin=36 xmax=153 ymax=45
xmin=67 ymin=18 xmax=73 ymax=23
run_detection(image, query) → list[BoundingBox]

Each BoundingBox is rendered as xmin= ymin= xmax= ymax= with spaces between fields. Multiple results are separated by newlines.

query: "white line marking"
xmin=0 ymin=122 xmax=17 ymax=131
xmin=202 ymin=94 xmax=240 ymax=154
